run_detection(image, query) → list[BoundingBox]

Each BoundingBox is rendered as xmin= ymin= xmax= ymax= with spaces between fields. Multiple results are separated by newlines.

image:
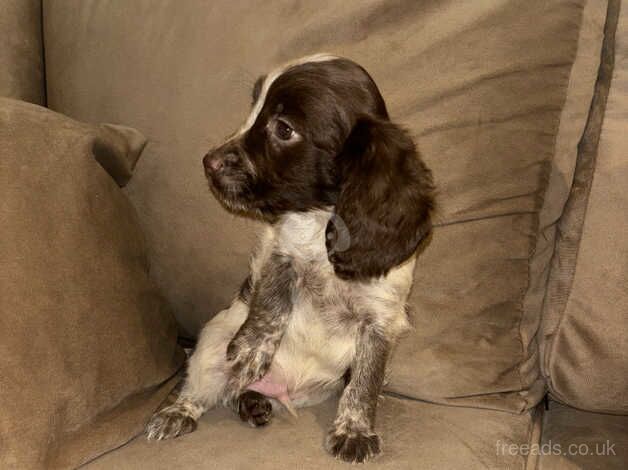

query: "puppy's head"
xmin=203 ymin=55 xmax=434 ymax=280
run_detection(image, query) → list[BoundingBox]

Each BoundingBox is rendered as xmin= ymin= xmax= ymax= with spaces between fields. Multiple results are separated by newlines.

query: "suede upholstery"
xmin=42 ymin=0 xmax=607 ymax=413
xmin=0 ymin=0 xmax=45 ymax=104
xmin=541 ymin=0 xmax=628 ymax=414
xmin=84 ymin=395 xmax=541 ymax=470
xmin=539 ymin=401 xmax=628 ymax=470
xmin=0 ymin=98 xmax=184 ymax=470
xmin=0 ymin=0 xmax=625 ymax=468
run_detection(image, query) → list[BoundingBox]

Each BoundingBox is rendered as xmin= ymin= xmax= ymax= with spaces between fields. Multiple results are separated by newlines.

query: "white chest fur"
xmin=250 ymin=210 xmax=415 ymax=404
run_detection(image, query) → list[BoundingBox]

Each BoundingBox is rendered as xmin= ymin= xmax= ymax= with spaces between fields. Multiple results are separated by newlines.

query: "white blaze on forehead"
xmin=235 ymin=53 xmax=338 ymax=138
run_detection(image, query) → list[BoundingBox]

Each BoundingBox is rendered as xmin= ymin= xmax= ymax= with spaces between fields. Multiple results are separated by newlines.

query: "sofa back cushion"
xmin=0 ymin=0 xmax=45 ymax=104
xmin=0 ymin=98 xmax=184 ymax=469
xmin=42 ymin=0 xmax=606 ymax=412
xmin=541 ymin=0 xmax=628 ymax=414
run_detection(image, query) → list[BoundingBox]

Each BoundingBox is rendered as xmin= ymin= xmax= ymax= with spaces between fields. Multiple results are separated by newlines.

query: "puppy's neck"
xmin=273 ymin=209 xmax=333 ymax=262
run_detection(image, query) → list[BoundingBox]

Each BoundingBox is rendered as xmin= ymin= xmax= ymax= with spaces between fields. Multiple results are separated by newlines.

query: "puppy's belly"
xmin=265 ymin=301 xmax=358 ymax=407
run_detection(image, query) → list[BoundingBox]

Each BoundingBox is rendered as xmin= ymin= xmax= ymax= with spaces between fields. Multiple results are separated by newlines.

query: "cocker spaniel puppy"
xmin=146 ymin=54 xmax=434 ymax=463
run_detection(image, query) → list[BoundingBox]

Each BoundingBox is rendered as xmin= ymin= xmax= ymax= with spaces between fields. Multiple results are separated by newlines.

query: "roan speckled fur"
xmin=146 ymin=55 xmax=434 ymax=464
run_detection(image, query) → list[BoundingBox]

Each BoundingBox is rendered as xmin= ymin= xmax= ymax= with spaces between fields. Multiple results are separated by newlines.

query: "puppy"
xmin=146 ymin=54 xmax=434 ymax=463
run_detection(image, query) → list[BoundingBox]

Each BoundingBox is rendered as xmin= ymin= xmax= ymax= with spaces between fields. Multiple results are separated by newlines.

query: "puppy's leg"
xmin=146 ymin=300 xmax=248 ymax=440
xmin=325 ymin=323 xmax=390 ymax=463
xmin=223 ymin=253 xmax=296 ymax=409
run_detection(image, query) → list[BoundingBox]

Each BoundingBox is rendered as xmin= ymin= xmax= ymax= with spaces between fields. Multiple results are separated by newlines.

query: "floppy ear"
xmin=326 ymin=117 xmax=434 ymax=280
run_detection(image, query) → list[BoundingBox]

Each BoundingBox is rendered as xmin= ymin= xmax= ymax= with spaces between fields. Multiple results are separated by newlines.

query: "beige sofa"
xmin=1 ymin=1 xmax=626 ymax=468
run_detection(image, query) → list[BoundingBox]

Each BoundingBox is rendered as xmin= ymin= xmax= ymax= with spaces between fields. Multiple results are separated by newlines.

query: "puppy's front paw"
xmin=325 ymin=427 xmax=382 ymax=463
xmin=146 ymin=408 xmax=197 ymax=441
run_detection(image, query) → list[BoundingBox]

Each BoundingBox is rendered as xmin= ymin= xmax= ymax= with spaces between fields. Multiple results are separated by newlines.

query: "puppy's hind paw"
xmin=325 ymin=427 xmax=382 ymax=463
xmin=238 ymin=390 xmax=273 ymax=427
xmin=146 ymin=407 xmax=197 ymax=441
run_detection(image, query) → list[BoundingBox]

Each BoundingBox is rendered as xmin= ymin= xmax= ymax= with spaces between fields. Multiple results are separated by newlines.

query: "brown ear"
xmin=326 ymin=117 xmax=434 ymax=280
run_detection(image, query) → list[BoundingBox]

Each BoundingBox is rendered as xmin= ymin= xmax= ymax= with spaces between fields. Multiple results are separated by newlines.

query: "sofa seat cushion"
xmin=538 ymin=401 xmax=628 ymax=470
xmin=84 ymin=396 xmax=540 ymax=470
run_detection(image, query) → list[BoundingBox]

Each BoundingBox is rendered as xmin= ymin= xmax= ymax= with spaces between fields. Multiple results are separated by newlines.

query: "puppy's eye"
xmin=275 ymin=119 xmax=294 ymax=141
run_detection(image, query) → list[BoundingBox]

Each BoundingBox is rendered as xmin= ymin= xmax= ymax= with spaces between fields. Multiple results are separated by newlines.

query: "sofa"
xmin=1 ymin=1 xmax=626 ymax=469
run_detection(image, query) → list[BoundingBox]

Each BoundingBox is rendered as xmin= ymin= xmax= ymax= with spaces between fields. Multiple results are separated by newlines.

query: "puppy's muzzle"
xmin=203 ymin=144 xmax=243 ymax=177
